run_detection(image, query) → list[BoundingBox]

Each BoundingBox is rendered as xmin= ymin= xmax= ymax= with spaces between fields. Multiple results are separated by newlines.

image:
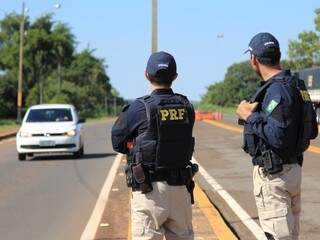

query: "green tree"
xmin=288 ymin=8 xmax=320 ymax=69
xmin=24 ymin=15 xmax=68 ymax=103
xmin=0 ymin=13 xmax=29 ymax=118
xmin=0 ymin=13 xmax=122 ymax=119
xmin=0 ymin=73 xmax=17 ymax=118
xmin=201 ymin=61 xmax=260 ymax=107
xmin=62 ymin=49 xmax=113 ymax=117
xmin=50 ymin=22 xmax=75 ymax=92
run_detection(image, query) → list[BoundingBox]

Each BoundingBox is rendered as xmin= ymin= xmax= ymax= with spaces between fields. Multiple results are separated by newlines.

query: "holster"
xmin=185 ymin=163 xmax=199 ymax=204
xmin=124 ymin=164 xmax=133 ymax=187
xmin=261 ymin=150 xmax=283 ymax=174
xmin=131 ymin=163 xmax=153 ymax=194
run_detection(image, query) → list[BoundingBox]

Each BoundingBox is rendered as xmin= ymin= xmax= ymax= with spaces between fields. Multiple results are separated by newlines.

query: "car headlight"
xmin=19 ymin=131 xmax=32 ymax=137
xmin=65 ymin=129 xmax=76 ymax=137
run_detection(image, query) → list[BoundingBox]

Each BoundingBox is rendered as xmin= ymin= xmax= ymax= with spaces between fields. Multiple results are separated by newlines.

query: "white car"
xmin=16 ymin=104 xmax=85 ymax=160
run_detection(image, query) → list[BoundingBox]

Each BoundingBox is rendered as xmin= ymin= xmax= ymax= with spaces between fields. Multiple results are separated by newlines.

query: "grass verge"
xmin=0 ymin=119 xmax=19 ymax=133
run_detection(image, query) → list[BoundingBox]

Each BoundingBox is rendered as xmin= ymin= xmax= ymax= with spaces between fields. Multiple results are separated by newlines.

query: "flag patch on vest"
xmin=159 ymin=107 xmax=187 ymax=123
xmin=265 ymin=99 xmax=279 ymax=113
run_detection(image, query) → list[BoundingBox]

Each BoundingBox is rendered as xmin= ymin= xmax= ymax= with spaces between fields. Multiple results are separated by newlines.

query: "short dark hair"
xmin=256 ymin=47 xmax=281 ymax=67
xmin=149 ymin=69 xmax=176 ymax=86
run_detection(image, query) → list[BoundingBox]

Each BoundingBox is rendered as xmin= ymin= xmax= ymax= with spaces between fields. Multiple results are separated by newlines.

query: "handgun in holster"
xmin=124 ymin=139 xmax=135 ymax=187
xmin=125 ymin=164 xmax=133 ymax=187
xmin=261 ymin=150 xmax=283 ymax=174
xmin=132 ymin=162 xmax=153 ymax=193
xmin=186 ymin=163 xmax=199 ymax=204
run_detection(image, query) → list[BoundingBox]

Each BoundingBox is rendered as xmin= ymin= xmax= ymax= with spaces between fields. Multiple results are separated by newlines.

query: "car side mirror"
xmin=78 ymin=118 xmax=86 ymax=124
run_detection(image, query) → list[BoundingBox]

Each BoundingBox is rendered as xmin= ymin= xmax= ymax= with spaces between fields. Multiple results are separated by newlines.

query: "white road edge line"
xmin=192 ymin=157 xmax=267 ymax=240
xmin=80 ymin=153 xmax=123 ymax=240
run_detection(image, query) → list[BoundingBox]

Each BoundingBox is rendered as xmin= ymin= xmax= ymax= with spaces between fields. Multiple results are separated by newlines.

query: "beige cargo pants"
xmin=131 ymin=181 xmax=194 ymax=240
xmin=253 ymin=164 xmax=302 ymax=240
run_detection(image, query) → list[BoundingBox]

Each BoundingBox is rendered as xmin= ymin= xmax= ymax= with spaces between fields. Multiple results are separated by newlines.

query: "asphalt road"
xmin=0 ymin=122 xmax=116 ymax=240
xmin=194 ymin=116 xmax=320 ymax=240
xmin=0 ymin=118 xmax=319 ymax=240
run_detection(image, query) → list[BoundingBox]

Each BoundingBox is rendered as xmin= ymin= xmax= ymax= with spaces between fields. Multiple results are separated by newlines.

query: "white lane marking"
xmin=99 ymin=223 xmax=109 ymax=227
xmin=193 ymin=157 xmax=267 ymax=240
xmin=80 ymin=153 xmax=123 ymax=240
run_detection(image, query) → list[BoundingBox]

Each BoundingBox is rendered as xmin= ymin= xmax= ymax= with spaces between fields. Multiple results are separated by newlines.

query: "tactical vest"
xmin=290 ymin=76 xmax=318 ymax=153
xmin=243 ymin=79 xmax=275 ymax=157
xmin=243 ymin=75 xmax=318 ymax=161
xmin=133 ymin=93 xmax=195 ymax=169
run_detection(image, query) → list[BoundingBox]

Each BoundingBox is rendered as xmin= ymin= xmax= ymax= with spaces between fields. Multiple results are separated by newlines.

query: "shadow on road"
xmin=27 ymin=152 xmax=117 ymax=161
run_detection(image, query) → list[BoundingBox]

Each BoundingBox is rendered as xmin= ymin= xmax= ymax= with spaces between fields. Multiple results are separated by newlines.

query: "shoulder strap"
xmin=174 ymin=93 xmax=193 ymax=108
xmin=250 ymin=78 xmax=280 ymax=103
xmin=174 ymin=93 xmax=188 ymax=102
xmin=137 ymin=95 xmax=151 ymax=122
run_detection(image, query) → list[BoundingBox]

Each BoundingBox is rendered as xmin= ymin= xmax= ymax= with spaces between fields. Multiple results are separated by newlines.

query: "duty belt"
xmin=131 ymin=169 xmax=189 ymax=191
xmin=150 ymin=168 xmax=190 ymax=185
xmin=252 ymin=155 xmax=299 ymax=167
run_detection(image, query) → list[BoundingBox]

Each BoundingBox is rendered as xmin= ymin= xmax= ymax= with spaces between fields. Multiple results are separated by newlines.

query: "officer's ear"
xmin=145 ymin=71 xmax=150 ymax=80
xmin=250 ymin=54 xmax=259 ymax=67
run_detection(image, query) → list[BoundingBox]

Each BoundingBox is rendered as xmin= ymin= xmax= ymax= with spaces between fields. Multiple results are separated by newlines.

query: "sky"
xmin=1 ymin=0 xmax=319 ymax=101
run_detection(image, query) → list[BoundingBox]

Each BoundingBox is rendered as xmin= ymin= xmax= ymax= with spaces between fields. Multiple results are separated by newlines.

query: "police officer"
xmin=111 ymin=51 xmax=197 ymax=240
xmin=236 ymin=32 xmax=318 ymax=240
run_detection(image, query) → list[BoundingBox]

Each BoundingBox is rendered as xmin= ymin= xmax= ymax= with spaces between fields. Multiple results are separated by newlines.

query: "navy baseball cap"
xmin=146 ymin=51 xmax=177 ymax=78
xmin=245 ymin=32 xmax=280 ymax=58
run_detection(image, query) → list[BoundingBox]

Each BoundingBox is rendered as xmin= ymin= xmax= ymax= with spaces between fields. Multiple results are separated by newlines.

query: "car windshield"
xmin=26 ymin=108 xmax=73 ymax=122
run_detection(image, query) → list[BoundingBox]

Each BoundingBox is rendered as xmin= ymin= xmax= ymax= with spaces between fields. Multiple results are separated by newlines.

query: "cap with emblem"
xmin=146 ymin=51 xmax=177 ymax=79
xmin=245 ymin=32 xmax=281 ymax=59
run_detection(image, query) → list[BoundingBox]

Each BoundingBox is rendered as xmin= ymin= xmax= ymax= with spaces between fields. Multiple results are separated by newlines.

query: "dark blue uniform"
xmin=243 ymin=32 xmax=317 ymax=240
xmin=111 ymin=95 xmax=148 ymax=154
xmin=120 ymin=51 xmax=196 ymax=239
xmin=245 ymin=70 xmax=302 ymax=161
xmin=244 ymin=70 xmax=304 ymax=240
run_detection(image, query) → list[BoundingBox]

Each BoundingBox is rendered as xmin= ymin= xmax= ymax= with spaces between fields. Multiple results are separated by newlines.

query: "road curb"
xmin=0 ymin=131 xmax=17 ymax=141
xmin=193 ymin=156 xmax=268 ymax=240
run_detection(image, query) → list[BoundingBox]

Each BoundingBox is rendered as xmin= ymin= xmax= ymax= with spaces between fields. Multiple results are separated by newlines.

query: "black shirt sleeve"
xmin=111 ymin=100 xmax=147 ymax=153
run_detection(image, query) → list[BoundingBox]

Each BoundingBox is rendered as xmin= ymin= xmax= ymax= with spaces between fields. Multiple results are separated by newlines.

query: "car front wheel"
xmin=73 ymin=146 xmax=84 ymax=159
xmin=18 ymin=153 xmax=26 ymax=161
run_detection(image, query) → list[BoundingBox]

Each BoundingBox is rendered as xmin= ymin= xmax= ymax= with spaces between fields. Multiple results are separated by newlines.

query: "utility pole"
xmin=17 ymin=2 xmax=26 ymax=123
xmin=151 ymin=0 xmax=158 ymax=53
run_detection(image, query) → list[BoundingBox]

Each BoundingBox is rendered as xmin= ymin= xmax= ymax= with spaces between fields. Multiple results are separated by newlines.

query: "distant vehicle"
xmin=294 ymin=67 xmax=320 ymax=123
xmin=16 ymin=104 xmax=85 ymax=161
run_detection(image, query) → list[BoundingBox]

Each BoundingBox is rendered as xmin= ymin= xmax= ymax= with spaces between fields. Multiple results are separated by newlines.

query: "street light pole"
xmin=151 ymin=0 xmax=158 ymax=53
xmin=17 ymin=1 xmax=26 ymax=123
